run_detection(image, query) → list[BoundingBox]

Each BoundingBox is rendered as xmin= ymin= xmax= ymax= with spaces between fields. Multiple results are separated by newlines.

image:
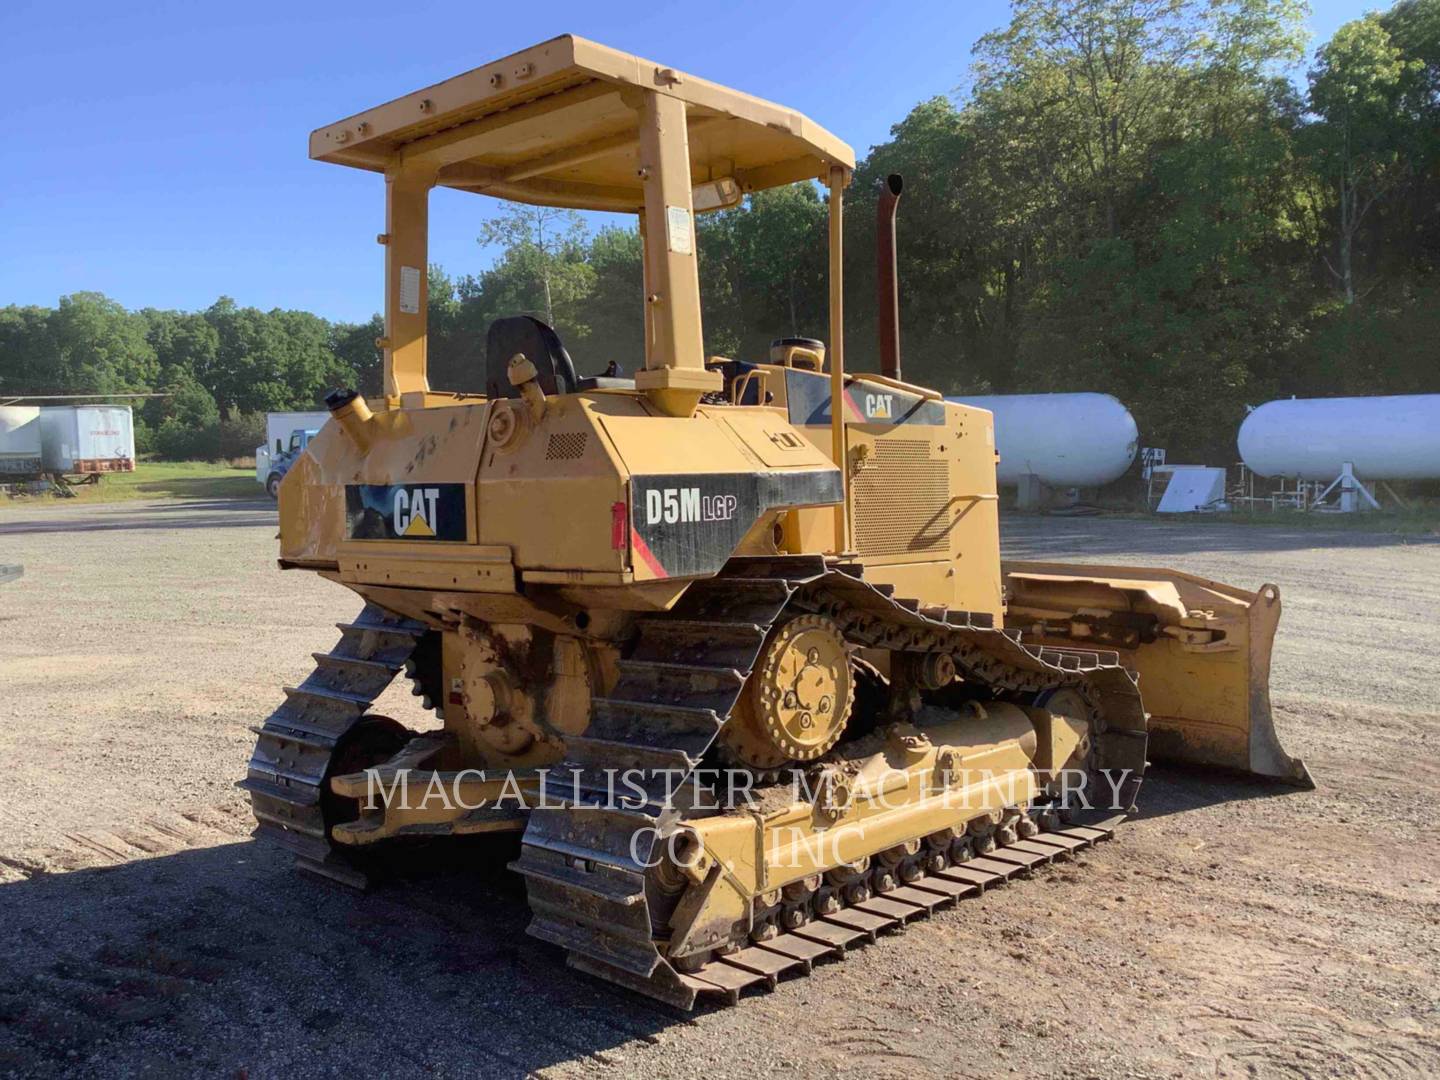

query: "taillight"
xmin=611 ymin=500 xmax=628 ymax=550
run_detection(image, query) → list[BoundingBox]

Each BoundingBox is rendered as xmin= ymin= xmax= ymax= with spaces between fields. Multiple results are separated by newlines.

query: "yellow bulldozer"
xmin=243 ymin=35 xmax=1310 ymax=1009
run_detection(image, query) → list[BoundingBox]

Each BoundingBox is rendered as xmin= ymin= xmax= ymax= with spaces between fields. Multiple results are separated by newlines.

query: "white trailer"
xmin=0 ymin=406 xmax=43 ymax=477
xmin=257 ymin=411 xmax=330 ymax=485
xmin=39 ymin=405 xmax=135 ymax=475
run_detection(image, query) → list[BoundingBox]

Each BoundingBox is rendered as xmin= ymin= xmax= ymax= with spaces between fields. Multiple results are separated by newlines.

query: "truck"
xmin=38 ymin=405 xmax=135 ymax=478
xmin=256 ymin=411 xmax=330 ymax=497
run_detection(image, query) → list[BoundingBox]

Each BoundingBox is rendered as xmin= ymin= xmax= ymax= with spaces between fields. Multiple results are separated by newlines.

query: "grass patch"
xmin=9 ymin=460 xmax=262 ymax=504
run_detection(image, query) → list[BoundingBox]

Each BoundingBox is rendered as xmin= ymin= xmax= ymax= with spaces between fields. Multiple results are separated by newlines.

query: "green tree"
xmin=0 ymin=305 xmax=54 ymax=395
xmin=140 ymin=309 xmax=220 ymax=426
xmin=476 ymin=204 xmax=593 ymax=328
xmin=44 ymin=293 xmax=158 ymax=394
xmin=574 ymin=226 xmax=643 ymax=371
xmin=201 ymin=299 xmax=350 ymax=414
xmin=697 ymin=184 xmax=828 ymax=361
xmin=1306 ymin=14 xmax=1426 ymax=302
xmin=330 ymin=314 xmax=384 ymax=396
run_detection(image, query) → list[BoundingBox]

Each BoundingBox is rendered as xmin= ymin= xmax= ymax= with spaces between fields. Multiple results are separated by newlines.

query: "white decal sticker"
xmin=399 ymin=265 xmax=422 ymax=314
xmin=393 ymin=486 xmax=440 ymax=537
xmin=666 ymin=205 xmax=693 ymax=255
xmin=864 ymin=392 xmax=895 ymax=420
xmin=645 ymin=487 xmax=736 ymax=525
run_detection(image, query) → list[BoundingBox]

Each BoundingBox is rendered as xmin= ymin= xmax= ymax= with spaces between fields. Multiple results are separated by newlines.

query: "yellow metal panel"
xmin=1005 ymin=561 xmax=1312 ymax=786
xmin=943 ymin=401 xmax=1003 ymax=617
xmin=310 ymin=35 xmax=855 ymax=207
xmin=715 ymin=410 xmax=834 ymax=470
xmin=339 ymin=547 xmax=514 ymax=593
xmin=841 ymin=406 xmax=1002 ymax=623
xmin=382 ymin=169 xmax=436 ymax=402
xmin=598 ymin=413 xmax=758 ymax=475
xmin=634 ymin=89 xmax=707 ymax=401
xmin=478 ymin=395 xmax=633 ymax=573
xmin=281 ymin=403 xmax=490 ymax=564
xmin=827 ymin=169 xmax=848 ymax=553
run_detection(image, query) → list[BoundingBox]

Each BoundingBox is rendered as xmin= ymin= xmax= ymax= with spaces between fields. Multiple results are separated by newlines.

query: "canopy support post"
xmin=827 ymin=165 xmax=849 ymax=554
xmin=382 ymin=165 xmax=437 ymax=407
xmin=633 ymin=90 xmax=719 ymax=416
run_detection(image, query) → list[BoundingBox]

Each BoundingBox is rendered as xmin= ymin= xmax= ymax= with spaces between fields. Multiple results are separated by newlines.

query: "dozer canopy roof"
xmin=310 ymin=34 xmax=855 ymax=211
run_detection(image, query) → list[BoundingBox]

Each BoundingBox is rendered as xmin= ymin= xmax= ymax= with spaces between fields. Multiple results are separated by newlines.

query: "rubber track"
xmin=511 ymin=556 xmax=1147 ymax=1008
xmin=239 ymin=602 xmax=429 ymax=887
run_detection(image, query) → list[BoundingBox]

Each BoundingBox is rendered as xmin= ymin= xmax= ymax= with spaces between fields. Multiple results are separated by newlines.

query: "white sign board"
xmin=1156 ymin=466 xmax=1226 ymax=513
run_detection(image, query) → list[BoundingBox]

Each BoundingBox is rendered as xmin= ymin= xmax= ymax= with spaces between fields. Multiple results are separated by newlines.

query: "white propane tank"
xmin=1238 ymin=394 xmax=1440 ymax=481
xmin=946 ymin=392 xmax=1139 ymax=487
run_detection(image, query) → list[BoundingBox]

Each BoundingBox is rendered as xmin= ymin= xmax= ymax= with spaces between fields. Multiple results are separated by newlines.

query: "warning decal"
xmin=666 ymin=205 xmax=693 ymax=255
xmin=399 ymin=265 xmax=422 ymax=314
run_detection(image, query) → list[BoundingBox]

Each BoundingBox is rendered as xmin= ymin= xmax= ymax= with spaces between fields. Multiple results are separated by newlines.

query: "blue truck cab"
xmin=264 ymin=428 xmax=318 ymax=499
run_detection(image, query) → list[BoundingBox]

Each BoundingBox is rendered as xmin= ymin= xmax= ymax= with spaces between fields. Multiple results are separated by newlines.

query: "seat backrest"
xmin=485 ymin=316 xmax=579 ymax=398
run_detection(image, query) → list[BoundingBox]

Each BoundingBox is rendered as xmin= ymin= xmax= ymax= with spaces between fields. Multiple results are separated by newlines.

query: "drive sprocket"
xmin=720 ymin=613 xmax=853 ymax=768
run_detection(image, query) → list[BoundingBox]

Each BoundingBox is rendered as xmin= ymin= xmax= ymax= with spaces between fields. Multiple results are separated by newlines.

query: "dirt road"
xmin=1 ymin=500 xmax=1436 ymax=1078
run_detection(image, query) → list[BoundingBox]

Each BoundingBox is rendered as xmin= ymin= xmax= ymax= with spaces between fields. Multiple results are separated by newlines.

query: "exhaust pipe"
xmin=876 ymin=173 xmax=903 ymax=381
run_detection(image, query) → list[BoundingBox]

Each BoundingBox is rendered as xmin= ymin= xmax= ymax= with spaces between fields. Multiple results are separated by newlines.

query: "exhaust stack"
xmin=876 ymin=173 xmax=903 ymax=381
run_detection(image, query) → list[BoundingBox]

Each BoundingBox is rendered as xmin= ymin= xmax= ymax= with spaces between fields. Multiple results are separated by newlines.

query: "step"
xmin=237 ymin=775 xmax=321 ymax=809
xmin=250 ymin=724 xmax=336 ymax=753
xmin=311 ymin=651 xmax=400 ymax=676
xmin=336 ymin=618 xmax=425 ymax=638
xmin=284 ymin=683 xmax=374 ymax=708
xmin=561 ymin=735 xmax=697 ymax=775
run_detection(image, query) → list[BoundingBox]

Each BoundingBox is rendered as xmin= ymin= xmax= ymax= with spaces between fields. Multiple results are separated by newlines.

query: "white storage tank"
xmin=39 ymin=405 xmax=136 ymax=475
xmin=1239 ymin=394 xmax=1440 ymax=481
xmin=0 ymin=406 xmax=43 ymax=477
xmin=946 ymin=392 xmax=1139 ymax=487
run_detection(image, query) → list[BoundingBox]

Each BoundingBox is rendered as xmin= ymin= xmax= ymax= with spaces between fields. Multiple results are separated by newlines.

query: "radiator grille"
xmin=851 ymin=439 xmax=950 ymax=557
xmin=545 ymin=432 xmax=589 ymax=461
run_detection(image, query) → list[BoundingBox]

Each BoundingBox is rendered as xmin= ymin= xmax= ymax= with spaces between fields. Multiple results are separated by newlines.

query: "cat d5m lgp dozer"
xmin=243 ymin=35 xmax=1310 ymax=1009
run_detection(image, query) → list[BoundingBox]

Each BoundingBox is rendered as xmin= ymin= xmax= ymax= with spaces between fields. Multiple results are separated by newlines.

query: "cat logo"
xmin=393 ymin=487 xmax=440 ymax=538
xmin=346 ymin=482 xmax=465 ymax=541
xmin=864 ymin=392 xmax=894 ymax=419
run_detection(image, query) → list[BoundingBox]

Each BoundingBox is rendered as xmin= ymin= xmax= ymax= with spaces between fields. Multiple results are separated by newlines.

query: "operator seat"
xmin=485 ymin=316 xmax=579 ymax=398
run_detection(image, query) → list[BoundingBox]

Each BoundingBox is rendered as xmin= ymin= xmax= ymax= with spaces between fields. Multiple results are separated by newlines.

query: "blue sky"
xmin=1 ymin=0 xmax=1368 ymax=324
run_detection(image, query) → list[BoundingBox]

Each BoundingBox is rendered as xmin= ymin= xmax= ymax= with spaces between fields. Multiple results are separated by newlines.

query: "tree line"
xmin=1 ymin=0 xmax=1436 ymax=464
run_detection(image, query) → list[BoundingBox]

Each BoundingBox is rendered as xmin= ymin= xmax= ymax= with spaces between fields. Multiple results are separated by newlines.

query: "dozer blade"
xmin=1003 ymin=561 xmax=1313 ymax=788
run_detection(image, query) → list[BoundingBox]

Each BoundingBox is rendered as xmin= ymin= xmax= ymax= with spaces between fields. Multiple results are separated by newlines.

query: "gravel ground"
xmin=0 ymin=499 xmax=1436 ymax=1078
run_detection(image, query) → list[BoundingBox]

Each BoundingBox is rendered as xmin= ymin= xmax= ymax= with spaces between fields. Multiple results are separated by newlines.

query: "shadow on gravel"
xmin=0 ymin=837 xmax=684 ymax=1077
xmin=137 ymin=499 xmax=274 ymax=514
xmin=1002 ymin=516 xmax=1440 ymax=559
xmin=0 ymin=505 xmax=275 ymax=536
xmin=1137 ymin=764 xmax=1313 ymax=822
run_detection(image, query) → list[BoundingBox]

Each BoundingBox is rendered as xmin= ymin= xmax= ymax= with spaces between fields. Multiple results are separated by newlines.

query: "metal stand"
xmin=1015 ymin=473 xmax=1046 ymax=511
xmin=1310 ymin=461 xmax=1382 ymax=513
